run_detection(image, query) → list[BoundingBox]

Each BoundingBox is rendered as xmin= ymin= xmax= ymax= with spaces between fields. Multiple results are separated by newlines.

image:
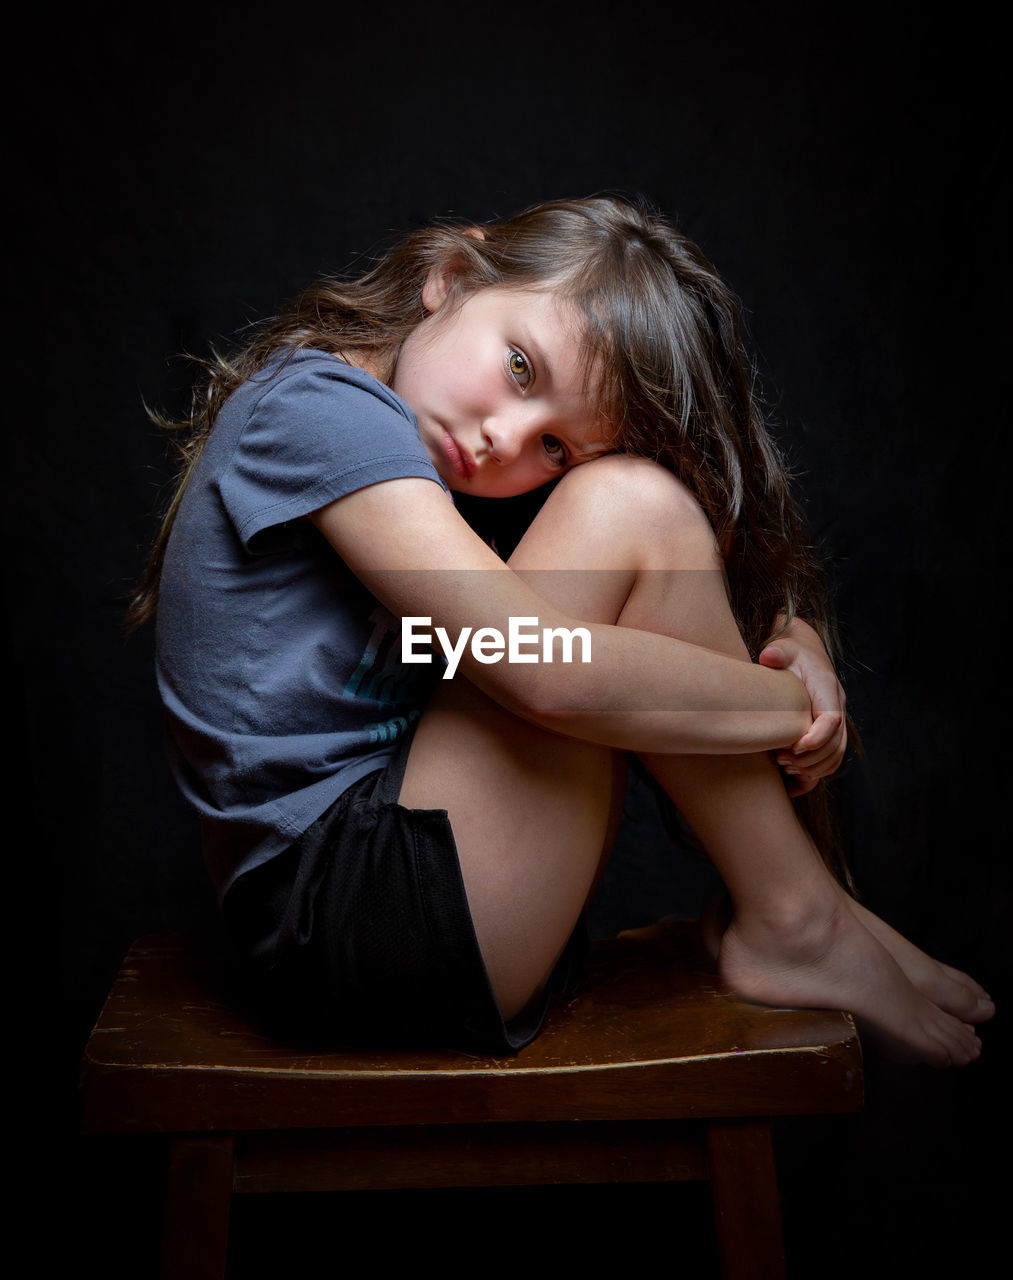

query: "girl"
xmin=136 ymin=195 xmax=992 ymax=1065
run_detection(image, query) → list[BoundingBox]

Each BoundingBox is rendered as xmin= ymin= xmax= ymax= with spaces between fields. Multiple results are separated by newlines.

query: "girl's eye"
xmin=507 ymin=349 xmax=532 ymax=389
xmin=542 ymin=435 xmax=567 ymax=468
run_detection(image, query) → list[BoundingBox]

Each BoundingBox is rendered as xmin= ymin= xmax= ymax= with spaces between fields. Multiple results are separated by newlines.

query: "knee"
xmin=545 ymin=455 xmax=720 ymax=570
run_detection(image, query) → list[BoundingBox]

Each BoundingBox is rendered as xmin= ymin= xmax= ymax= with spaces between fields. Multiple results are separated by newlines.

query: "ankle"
xmin=731 ymin=890 xmax=847 ymax=953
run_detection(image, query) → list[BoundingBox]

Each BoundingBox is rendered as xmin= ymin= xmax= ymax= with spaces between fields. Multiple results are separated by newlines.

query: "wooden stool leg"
xmin=707 ymin=1120 xmax=786 ymax=1280
xmin=161 ymin=1135 xmax=235 ymax=1280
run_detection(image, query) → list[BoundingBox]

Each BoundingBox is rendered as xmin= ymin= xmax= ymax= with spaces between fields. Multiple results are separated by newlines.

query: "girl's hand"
xmin=758 ymin=618 xmax=847 ymax=796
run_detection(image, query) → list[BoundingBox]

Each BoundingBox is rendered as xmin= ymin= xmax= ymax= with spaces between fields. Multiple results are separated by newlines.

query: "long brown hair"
xmin=131 ymin=195 xmax=851 ymax=880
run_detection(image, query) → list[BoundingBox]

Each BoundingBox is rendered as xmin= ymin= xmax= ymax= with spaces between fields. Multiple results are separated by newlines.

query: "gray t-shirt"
xmin=157 ymin=350 xmax=447 ymax=896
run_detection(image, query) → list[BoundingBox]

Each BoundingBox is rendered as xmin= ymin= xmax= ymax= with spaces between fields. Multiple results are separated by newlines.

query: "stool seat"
xmin=81 ymin=927 xmax=863 ymax=1278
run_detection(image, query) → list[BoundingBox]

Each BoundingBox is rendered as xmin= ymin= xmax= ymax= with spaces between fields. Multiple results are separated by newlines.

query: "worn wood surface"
xmin=81 ymin=927 xmax=863 ymax=1134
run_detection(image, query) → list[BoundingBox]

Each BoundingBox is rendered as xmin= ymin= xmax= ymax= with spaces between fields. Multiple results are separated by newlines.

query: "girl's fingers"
xmin=788 ymin=728 xmax=844 ymax=763
xmin=778 ymin=720 xmax=846 ymax=780
xmin=779 ymin=751 xmax=844 ymax=782
xmin=787 ymin=739 xmax=844 ymax=771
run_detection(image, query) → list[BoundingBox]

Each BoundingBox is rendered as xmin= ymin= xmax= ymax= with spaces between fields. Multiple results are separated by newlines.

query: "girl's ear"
xmin=422 ymin=227 xmax=487 ymax=315
xmin=421 ymin=266 xmax=452 ymax=315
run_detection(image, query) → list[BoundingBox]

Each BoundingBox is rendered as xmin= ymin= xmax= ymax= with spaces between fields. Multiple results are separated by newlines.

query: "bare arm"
xmin=311 ymin=477 xmax=811 ymax=754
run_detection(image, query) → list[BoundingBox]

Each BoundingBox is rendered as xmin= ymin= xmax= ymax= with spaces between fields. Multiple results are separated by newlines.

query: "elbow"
xmin=458 ymin=619 xmax=598 ymax=726
xmin=476 ymin=660 xmax=590 ymax=731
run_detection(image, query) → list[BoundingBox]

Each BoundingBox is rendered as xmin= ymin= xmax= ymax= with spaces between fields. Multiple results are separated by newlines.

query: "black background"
xmin=11 ymin=1 xmax=1009 ymax=1273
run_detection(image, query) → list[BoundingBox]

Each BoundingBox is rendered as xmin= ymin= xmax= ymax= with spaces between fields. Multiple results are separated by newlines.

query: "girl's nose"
xmin=483 ymin=418 xmax=526 ymax=465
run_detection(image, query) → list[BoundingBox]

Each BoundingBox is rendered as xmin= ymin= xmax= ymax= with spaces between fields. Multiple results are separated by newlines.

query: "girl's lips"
xmin=441 ymin=428 xmax=476 ymax=480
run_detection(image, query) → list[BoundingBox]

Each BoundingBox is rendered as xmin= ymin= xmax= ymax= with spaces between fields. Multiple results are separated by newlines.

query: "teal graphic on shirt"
xmin=344 ymin=605 xmax=441 ymax=744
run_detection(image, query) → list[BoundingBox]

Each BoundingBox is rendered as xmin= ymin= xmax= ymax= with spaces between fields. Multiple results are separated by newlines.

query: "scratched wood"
xmin=81 ymin=926 xmax=863 ymax=1135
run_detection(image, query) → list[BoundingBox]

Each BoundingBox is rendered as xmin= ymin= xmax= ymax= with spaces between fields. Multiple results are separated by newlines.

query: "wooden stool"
xmin=81 ymin=928 xmax=862 ymax=1279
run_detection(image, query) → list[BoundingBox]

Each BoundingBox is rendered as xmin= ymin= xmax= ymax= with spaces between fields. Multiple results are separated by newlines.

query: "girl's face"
xmin=392 ymin=281 xmax=611 ymax=498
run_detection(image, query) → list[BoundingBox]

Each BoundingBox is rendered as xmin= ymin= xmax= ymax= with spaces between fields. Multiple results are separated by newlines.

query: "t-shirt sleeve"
xmin=218 ymin=357 xmax=445 ymax=554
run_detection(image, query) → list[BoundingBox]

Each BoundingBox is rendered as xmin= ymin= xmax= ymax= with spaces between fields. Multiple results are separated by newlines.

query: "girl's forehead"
xmin=474 ymin=283 xmax=579 ymax=326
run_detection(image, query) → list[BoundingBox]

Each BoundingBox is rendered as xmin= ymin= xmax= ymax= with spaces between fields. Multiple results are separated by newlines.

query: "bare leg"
xmin=602 ymin=476 xmax=990 ymax=1063
xmin=401 ymin=675 xmax=627 ymax=1019
xmin=400 ymin=456 xmax=716 ymax=1017
xmin=401 ymin=456 xmax=989 ymax=1062
xmin=644 ymin=751 xmax=984 ymax=1065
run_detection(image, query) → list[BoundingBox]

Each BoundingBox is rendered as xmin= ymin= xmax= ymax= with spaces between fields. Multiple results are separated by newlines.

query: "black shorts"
xmin=222 ymin=727 xmax=587 ymax=1054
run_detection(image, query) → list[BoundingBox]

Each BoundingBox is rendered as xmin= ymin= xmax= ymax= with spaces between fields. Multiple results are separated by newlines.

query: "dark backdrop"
xmin=11 ymin=1 xmax=1008 ymax=1273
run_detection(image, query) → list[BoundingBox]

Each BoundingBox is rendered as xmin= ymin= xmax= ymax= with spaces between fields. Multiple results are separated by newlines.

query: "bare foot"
xmin=846 ymin=898 xmax=995 ymax=1024
xmin=718 ymin=902 xmax=982 ymax=1068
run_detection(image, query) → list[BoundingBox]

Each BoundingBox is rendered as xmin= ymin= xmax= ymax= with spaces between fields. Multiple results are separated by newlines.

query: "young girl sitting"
xmin=135 ymin=195 xmax=993 ymax=1065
